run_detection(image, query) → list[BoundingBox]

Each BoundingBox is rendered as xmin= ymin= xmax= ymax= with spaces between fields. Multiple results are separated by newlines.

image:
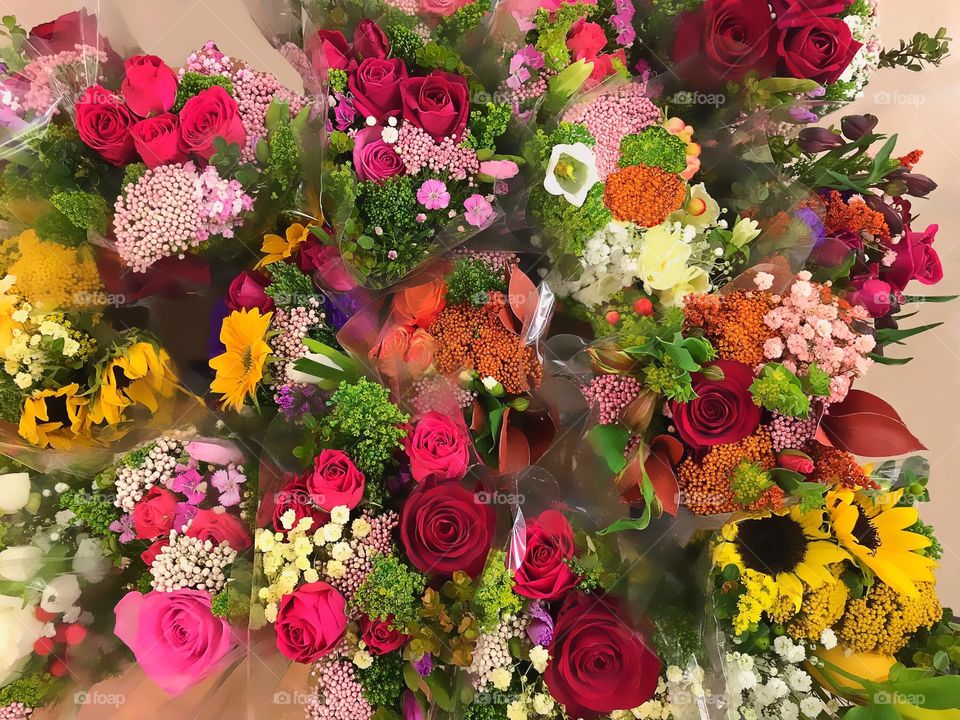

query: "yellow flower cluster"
xmin=734 ymin=569 xmax=779 ymax=635
xmin=2 ymin=230 xmax=102 ymax=311
xmin=836 ymin=581 xmax=942 ymax=654
xmin=769 ymin=565 xmax=849 ymax=642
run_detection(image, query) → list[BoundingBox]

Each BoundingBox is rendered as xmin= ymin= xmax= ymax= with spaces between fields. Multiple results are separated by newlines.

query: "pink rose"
xmin=75 ymin=85 xmax=137 ymax=166
xmin=849 ymin=276 xmax=893 ymax=318
xmin=186 ymin=438 xmax=246 ymax=466
xmin=349 ymin=58 xmax=408 ymax=122
xmin=299 ymin=238 xmax=357 ymax=292
xmin=131 ymin=113 xmax=187 ymax=168
xmin=121 ymin=55 xmax=178 ymax=117
xmin=185 ymin=509 xmax=252 ymax=553
xmin=114 ymin=589 xmax=237 ymax=695
xmin=133 ymin=487 xmax=178 ymax=540
xmin=306 ymin=30 xmax=356 ymax=75
xmin=566 ymin=19 xmax=607 ymax=61
xmin=359 ymin=614 xmax=409 ymax=654
xmin=307 ymin=450 xmax=365 ymax=511
xmin=178 ymin=86 xmax=245 ymax=160
xmin=275 ymin=582 xmax=348 ymax=663
xmin=353 ymin=20 xmax=390 ymax=61
xmin=406 ymin=411 xmax=470 ymax=484
xmin=777 ymin=450 xmax=814 ymax=475
xmin=884 ymin=224 xmax=943 ymax=290
xmin=588 ymin=49 xmax=627 ymax=82
xmin=226 ymin=270 xmax=275 ymax=313
xmin=400 ymin=71 xmax=470 ymax=141
xmin=419 ymin=0 xmax=470 ymax=15
xmin=479 ymin=160 xmax=519 ymax=180
xmin=353 ymin=125 xmax=406 ymax=182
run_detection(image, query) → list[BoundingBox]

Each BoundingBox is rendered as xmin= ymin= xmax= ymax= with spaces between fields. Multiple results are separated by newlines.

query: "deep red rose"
xmin=299 ymin=238 xmax=357 ymax=292
xmin=406 ymin=411 xmax=470 ymax=484
xmin=514 ymin=510 xmax=580 ymax=601
xmin=177 ymin=85 xmax=245 ymax=160
xmin=399 ymin=71 xmax=470 ymax=141
xmin=353 ymin=125 xmax=406 ymax=182
xmin=226 ymin=270 xmax=274 ymax=313
xmin=776 ymin=13 xmax=862 ymax=84
xmin=75 ymin=85 xmax=138 ymax=166
xmin=849 ymin=276 xmax=893 ymax=318
xmin=271 ymin=477 xmax=329 ymax=535
xmin=400 ymin=481 xmax=495 ymax=578
xmin=883 ymin=223 xmax=942 ymax=291
xmin=185 ymin=509 xmax=252 ymax=553
xmin=349 ymin=58 xmax=408 ymax=122
xmin=588 ymin=49 xmax=627 ymax=82
xmin=275 ymin=582 xmax=348 ymax=663
xmin=133 ymin=487 xmax=178 ymax=540
xmin=673 ymin=0 xmax=777 ymax=89
xmin=306 ymin=30 xmax=356 ymax=75
xmin=545 ymin=593 xmax=660 ymax=719
xmin=566 ymin=19 xmax=607 ymax=61
xmin=131 ymin=113 xmax=187 ymax=168
xmin=771 ymin=0 xmax=851 ymax=20
xmin=121 ymin=55 xmax=178 ymax=117
xmin=353 ymin=20 xmax=390 ymax=61
xmin=358 ymin=614 xmax=409 ymax=655
xmin=669 ymin=360 xmax=761 ymax=450
xmin=307 ymin=450 xmax=365 ymax=511
xmin=28 ymin=11 xmax=113 ymax=57
xmin=140 ymin=539 xmax=168 ymax=567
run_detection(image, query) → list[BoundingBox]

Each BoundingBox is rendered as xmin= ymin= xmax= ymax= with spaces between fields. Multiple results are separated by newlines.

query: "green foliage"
xmin=264 ymin=262 xmax=317 ymax=310
xmin=121 ymin=162 xmax=149 ymax=191
xmin=352 ymin=177 xmax=428 ymax=286
xmin=750 ymin=363 xmax=810 ymax=418
xmin=328 ymin=68 xmax=348 ymax=95
xmin=415 ymin=41 xmax=464 ymax=73
xmin=34 ymin=209 xmax=87 ymax=247
xmin=173 ymin=72 xmax=234 ymax=112
xmin=879 ymin=28 xmax=951 ymax=71
xmin=124 ymin=442 xmax=157 ymax=469
xmin=211 ymin=583 xmax=251 ymax=620
xmin=357 ymin=651 xmax=405 ymax=708
xmin=0 ymin=672 xmax=63 ymax=708
xmin=446 ymin=258 xmax=507 ymax=306
xmin=729 ymin=461 xmax=773 ymax=505
xmin=473 ymin=551 xmax=521 ymax=632
xmin=437 ymin=0 xmax=491 ymax=42
xmin=0 ymin=15 xmax=28 ymax=73
xmin=529 ymin=123 xmax=596 ymax=169
xmin=49 ymin=191 xmax=110 ymax=234
xmin=328 ymin=130 xmax=354 ymax=155
xmin=907 ymin=520 xmax=942 ymax=560
xmin=265 ymin=118 xmax=301 ymax=191
xmin=529 ymin=183 xmax=610 ymax=258
xmin=0 ymin=374 xmax=19 ymax=424
xmin=652 ymin=605 xmax=704 ymax=667
xmin=319 ymin=378 xmax=410 ymax=479
xmin=467 ymin=103 xmax=512 ymax=151
xmin=357 ymin=176 xmax=418 ymax=238
xmin=59 ymin=488 xmax=120 ymax=536
xmin=618 ymin=127 xmax=688 ymax=173
xmin=353 ymin=554 xmax=426 ymax=626
xmin=464 ymin=702 xmax=509 ymax=720
xmin=535 ymin=3 xmax=587 ymax=70
xmin=386 ymin=24 xmax=424 ymax=64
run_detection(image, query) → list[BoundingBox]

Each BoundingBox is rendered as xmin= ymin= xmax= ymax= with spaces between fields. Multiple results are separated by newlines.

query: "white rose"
xmin=0 ymin=473 xmax=31 ymax=514
xmin=73 ymin=537 xmax=111 ymax=583
xmin=0 ymin=595 xmax=44 ymax=684
xmin=0 ymin=546 xmax=43 ymax=582
xmin=40 ymin=574 xmax=81 ymax=614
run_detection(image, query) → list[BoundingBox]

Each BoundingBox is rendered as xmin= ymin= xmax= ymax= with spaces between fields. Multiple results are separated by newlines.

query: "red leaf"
xmin=820 ymin=389 xmax=925 ymax=457
xmin=508 ymin=265 xmax=539 ymax=330
xmin=498 ymin=409 xmax=531 ymax=474
xmin=618 ymin=435 xmax=683 ymax=516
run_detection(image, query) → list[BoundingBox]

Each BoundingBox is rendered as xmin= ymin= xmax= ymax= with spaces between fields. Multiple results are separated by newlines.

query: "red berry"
xmin=633 ymin=298 xmax=653 ymax=316
xmin=54 ymin=624 xmax=68 ymax=643
xmin=33 ymin=637 xmax=55 ymax=656
xmin=34 ymin=607 xmax=57 ymax=622
xmin=64 ymin=625 xmax=88 ymax=646
xmin=605 ymin=310 xmax=621 ymax=325
xmin=49 ymin=659 xmax=69 ymax=677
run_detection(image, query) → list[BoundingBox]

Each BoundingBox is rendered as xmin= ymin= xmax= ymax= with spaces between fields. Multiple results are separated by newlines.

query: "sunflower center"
xmin=734 ymin=514 xmax=808 ymax=575
xmin=241 ymin=345 xmax=254 ymax=373
xmin=851 ymin=505 xmax=881 ymax=552
xmin=44 ymin=395 xmax=70 ymax=425
xmin=112 ymin=366 xmax=133 ymax=391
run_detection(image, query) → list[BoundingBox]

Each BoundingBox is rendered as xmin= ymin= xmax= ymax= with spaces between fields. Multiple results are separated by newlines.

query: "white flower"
xmin=322 ymin=522 xmax=343 ymax=543
xmin=666 ymin=665 xmax=684 ymax=684
xmin=532 ymin=694 xmax=554 ymax=715
xmin=490 ymin=667 xmax=512 ymax=691
xmin=730 ymin=217 xmax=761 ymax=248
xmin=353 ymin=649 xmax=373 ymax=669
xmin=753 ymin=272 xmax=775 ymax=291
xmin=481 ymin=376 xmax=499 ymax=392
xmin=381 ymin=126 xmax=399 ymax=144
xmin=0 ymin=595 xmax=44 ymax=684
xmin=330 ymin=506 xmax=350 ymax=525
xmin=780 ymin=700 xmax=800 ymax=720
xmin=351 ymin=517 xmax=371 ymax=538
xmin=638 ymin=224 xmax=694 ymax=292
xmin=73 ymin=537 xmax=111 ymax=583
xmin=0 ymin=473 xmax=30 ymax=515
xmin=529 ymin=645 xmax=549 ymax=673
xmin=543 ymin=143 xmax=600 ymax=208
xmin=507 ymin=700 xmax=528 ymax=720
xmin=286 ymin=351 xmax=344 ymax=386
xmin=40 ymin=574 xmax=81 ymax=614
xmin=669 ymin=183 xmax=720 ymax=229
xmin=330 ymin=542 xmax=353 ymax=561
xmin=820 ymin=628 xmax=837 ymax=650
xmin=0 ymin=546 xmax=43 ymax=582
xmin=799 ymin=697 xmax=823 ymax=718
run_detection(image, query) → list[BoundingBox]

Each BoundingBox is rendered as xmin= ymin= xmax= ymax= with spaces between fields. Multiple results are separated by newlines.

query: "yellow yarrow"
xmin=733 ymin=569 xmax=779 ymax=635
xmin=836 ymin=581 xmax=942 ymax=655
xmin=3 ymin=230 xmax=103 ymax=311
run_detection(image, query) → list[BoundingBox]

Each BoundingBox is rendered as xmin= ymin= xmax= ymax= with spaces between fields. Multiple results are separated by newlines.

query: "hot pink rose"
xmin=275 ymin=581 xmax=348 ymax=663
xmin=75 ymin=85 xmax=138 ymax=166
xmin=353 ymin=20 xmax=390 ymax=60
xmin=353 ymin=125 xmax=406 ymax=182
xmin=566 ymin=19 xmax=607 ymax=61
xmin=185 ymin=509 xmax=252 ymax=552
xmin=849 ymin=276 xmax=893 ymax=318
xmin=226 ymin=270 xmax=274 ymax=313
xmin=514 ymin=510 xmax=580 ymax=601
xmin=178 ymin=86 xmax=245 ymax=160
xmin=419 ymin=0 xmax=471 ymax=15
xmin=121 ymin=55 xmax=178 ymax=117
xmin=185 ymin=438 xmax=246 ymax=465
xmin=359 ymin=614 xmax=409 ymax=654
xmin=114 ymin=589 xmax=237 ymax=695
xmin=307 ymin=450 xmax=365 ymax=511
xmin=587 ymin=49 xmax=627 ymax=82
xmin=306 ymin=30 xmax=356 ymax=75
xmin=349 ymin=58 xmax=408 ymax=122
xmin=299 ymin=238 xmax=357 ymax=292
xmin=400 ymin=71 xmax=470 ymax=140
xmin=406 ymin=411 xmax=470 ymax=484
xmin=131 ymin=113 xmax=187 ymax=168
xmin=133 ymin=487 xmax=178 ymax=540
xmin=884 ymin=224 xmax=943 ymax=290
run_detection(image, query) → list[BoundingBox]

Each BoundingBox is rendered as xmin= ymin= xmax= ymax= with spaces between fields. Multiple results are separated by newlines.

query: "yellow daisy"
xmin=90 ymin=342 xmax=178 ymax=425
xmin=18 ymin=383 xmax=90 ymax=449
xmin=209 ymin=308 xmax=273 ymax=412
xmin=255 ymin=223 xmax=311 ymax=269
xmin=714 ymin=505 xmax=850 ymax=610
xmin=826 ymin=487 xmax=937 ymax=598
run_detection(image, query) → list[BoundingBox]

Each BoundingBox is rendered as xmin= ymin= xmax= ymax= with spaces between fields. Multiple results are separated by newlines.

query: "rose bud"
xmin=777 ymin=450 xmax=814 ymax=475
xmin=797 ymin=127 xmax=843 ymax=153
xmin=840 ymin=113 xmax=878 ymax=141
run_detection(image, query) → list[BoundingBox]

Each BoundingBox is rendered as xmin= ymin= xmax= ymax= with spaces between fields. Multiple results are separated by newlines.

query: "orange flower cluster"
xmin=428 ymin=299 xmax=542 ymax=395
xmin=683 ymin=290 xmax=775 ymax=366
xmin=677 ymin=429 xmax=783 ymax=515
xmin=603 ymin=164 xmax=686 ymax=227
xmin=898 ymin=149 xmax=923 ymax=170
xmin=809 ymin=445 xmax=879 ymax=490
xmin=821 ymin=190 xmax=890 ymax=239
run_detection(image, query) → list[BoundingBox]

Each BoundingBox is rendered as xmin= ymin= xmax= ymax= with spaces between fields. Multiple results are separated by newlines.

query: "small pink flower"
xmin=463 ymin=194 xmax=494 ymax=228
xmin=415 ymin=213 xmax=427 ymax=223
xmin=479 ymin=159 xmax=519 ymax=180
xmin=417 ymin=179 xmax=451 ymax=210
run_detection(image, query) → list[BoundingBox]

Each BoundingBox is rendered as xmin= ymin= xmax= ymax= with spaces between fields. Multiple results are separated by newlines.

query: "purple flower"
xmin=174 ymin=502 xmax=199 ymax=532
xmin=333 ymin=92 xmax=356 ymax=131
xmin=211 ymin=467 xmax=246 ymax=507
xmin=526 ymin=601 xmax=554 ymax=647
xmin=416 ymin=179 xmax=450 ymax=210
xmin=171 ymin=466 xmax=207 ymax=505
xmin=463 ymin=194 xmax=494 ymax=228
xmin=110 ymin=513 xmax=136 ymax=544
xmin=413 ymin=654 xmax=433 ymax=677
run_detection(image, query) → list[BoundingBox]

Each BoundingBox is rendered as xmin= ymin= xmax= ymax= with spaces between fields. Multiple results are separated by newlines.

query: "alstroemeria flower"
xmin=543 ymin=142 xmax=599 ymax=208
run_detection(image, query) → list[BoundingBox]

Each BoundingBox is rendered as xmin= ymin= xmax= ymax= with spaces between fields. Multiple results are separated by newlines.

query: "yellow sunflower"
xmin=254 ymin=223 xmax=311 ymax=269
xmin=714 ymin=505 xmax=850 ymax=610
xmin=209 ymin=308 xmax=273 ymax=412
xmin=90 ymin=342 xmax=178 ymax=426
xmin=18 ymin=383 xmax=90 ymax=449
xmin=825 ymin=488 xmax=937 ymax=598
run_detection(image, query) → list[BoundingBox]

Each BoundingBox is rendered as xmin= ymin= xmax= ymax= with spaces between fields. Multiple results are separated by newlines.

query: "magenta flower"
xmin=110 ymin=514 xmax=136 ymax=544
xmin=171 ymin=466 xmax=207 ymax=505
xmin=416 ymin=179 xmax=451 ymax=210
xmin=211 ymin=467 xmax=246 ymax=507
xmin=463 ymin=194 xmax=494 ymax=228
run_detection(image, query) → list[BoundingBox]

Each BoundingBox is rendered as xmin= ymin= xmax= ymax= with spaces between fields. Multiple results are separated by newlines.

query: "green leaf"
xmin=597 ymin=515 xmax=650 ymax=535
xmin=424 ymin=672 xmax=454 ymax=712
xmin=588 ymin=424 xmax=629 ymax=474
xmin=868 ymin=352 xmax=913 ymax=366
xmin=403 ymin=662 xmax=421 ymax=692
xmin=901 ymin=294 xmax=958 ymax=304
xmin=875 ymin=322 xmax=942 ymax=346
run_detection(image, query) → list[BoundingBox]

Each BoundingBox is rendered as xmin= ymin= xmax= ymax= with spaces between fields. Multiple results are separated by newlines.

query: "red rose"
xmin=307 ymin=450 xmax=365 ymax=511
xmin=133 ymin=487 xmax=178 ymax=540
xmin=185 ymin=508 xmax=252 ymax=553
xmin=353 ymin=125 xmax=406 ymax=182
xmin=349 ymin=58 xmax=408 ymax=122
xmin=513 ymin=510 xmax=580 ymax=601
xmin=271 ymin=477 xmax=328 ymax=535
xmin=131 ymin=113 xmax=187 ymax=168
xmin=406 ymin=411 xmax=470 ymax=484
xmin=177 ymin=86 xmax=245 ymax=160
xmin=275 ymin=581 xmax=347 ymax=663
xmin=75 ymin=85 xmax=138 ymax=166
xmin=545 ymin=593 xmax=660 ymax=719
xmin=669 ymin=360 xmax=761 ymax=450
xmin=306 ymin=30 xmax=356 ymax=75
xmin=400 ymin=481 xmax=495 ymax=578
xmin=358 ymin=614 xmax=409 ymax=655
xmin=353 ymin=20 xmax=390 ymax=61
xmin=28 ymin=11 xmax=112 ymax=56
xmin=884 ymin=224 xmax=942 ymax=291
xmin=566 ymin=19 xmax=607 ymax=61
xmin=121 ymin=55 xmax=178 ymax=117
xmin=673 ymin=0 xmax=777 ymax=89
xmin=588 ymin=49 xmax=627 ymax=83
xmin=226 ymin=270 xmax=274 ymax=313
xmin=771 ymin=0 xmax=851 ymax=20
xmin=777 ymin=450 xmax=814 ymax=475
xmin=299 ymin=238 xmax=356 ymax=292
xmin=140 ymin=539 xmax=168 ymax=567
xmin=776 ymin=13 xmax=862 ymax=84
xmin=400 ymin=71 xmax=470 ymax=141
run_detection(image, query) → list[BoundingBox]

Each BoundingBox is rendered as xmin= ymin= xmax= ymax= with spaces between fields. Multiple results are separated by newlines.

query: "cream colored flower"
xmin=529 ymin=645 xmax=549 ymax=673
xmin=669 ymin=183 xmax=720 ymax=229
xmin=544 ymin=143 xmax=599 ymax=208
xmin=638 ymin=224 xmax=693 ymax=292
xmin=731 ymin=217 xmax=761 ymax=248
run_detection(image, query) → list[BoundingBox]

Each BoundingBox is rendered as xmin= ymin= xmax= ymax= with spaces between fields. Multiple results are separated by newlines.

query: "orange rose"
xmin=393 ymin=278 xmax=447 ymax=327
xmin=372 ymin=324 xmax=411 ymax=381
xmin=405 ymin=329 xmax=437 ymax=377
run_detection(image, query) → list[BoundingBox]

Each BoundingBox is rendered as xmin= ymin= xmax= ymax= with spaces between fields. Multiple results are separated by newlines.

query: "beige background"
xmin=2 ymin=0 xmax=957 ymax=602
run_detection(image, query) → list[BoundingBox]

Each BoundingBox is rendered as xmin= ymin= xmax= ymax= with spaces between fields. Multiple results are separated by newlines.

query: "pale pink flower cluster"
xmin=269 ymin=301 xmax=325 ymax=397
xmin=113 ymin=162 xmax=252 ymax=273
xmin=758 ymin=272 xmax=875 ymax=403
xmin=394 ymin=121 xmax=480 ymax=181
xmin=20 ymin=45 xmax=107 ymax=114
xmin=307 ymin=660 xmax=373 ymax=720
